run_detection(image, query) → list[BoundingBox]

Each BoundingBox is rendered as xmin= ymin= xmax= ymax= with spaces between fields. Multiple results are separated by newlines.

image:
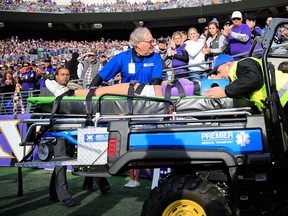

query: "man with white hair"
xmin=89 ymin=27 xmax=163 ymax=87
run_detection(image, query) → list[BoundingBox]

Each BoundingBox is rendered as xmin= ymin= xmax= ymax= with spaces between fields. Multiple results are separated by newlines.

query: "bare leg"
xmin=75 ymin=83 xmax=134 ymax=97
xmin=134 ymin=169 xmax=141 ymax=182
xmin=75 ymin=84 xmax=163 ymax=97
xmin=129 ymin=169 xmax=135 ymax=180
xmin=128 ymin=169 xmax=141 ymax=182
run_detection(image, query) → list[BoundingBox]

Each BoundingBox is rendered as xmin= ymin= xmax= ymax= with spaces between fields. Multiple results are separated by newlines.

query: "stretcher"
xmin=28 ymin=95 xmax=254 ymax=115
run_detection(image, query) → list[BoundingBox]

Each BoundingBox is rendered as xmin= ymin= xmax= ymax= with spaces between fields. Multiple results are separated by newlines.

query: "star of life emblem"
xmin=236 ymin=132 xmax=250 ymax=147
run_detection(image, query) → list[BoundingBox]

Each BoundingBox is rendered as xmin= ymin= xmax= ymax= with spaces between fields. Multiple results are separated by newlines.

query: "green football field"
xmin=0 ymin=167 xmax=151 ymax=216
xmin=1 ymin=167 xmax=288 ymax=216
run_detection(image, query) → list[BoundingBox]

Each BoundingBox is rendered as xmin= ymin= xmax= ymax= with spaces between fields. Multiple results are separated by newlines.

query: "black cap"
xmin=44 ymin=57 xmax=51 ymax=62
xmin=224 ymin=21 xmax=232 ymax=26
xmin=100 ymin=53 xmax=107 ymax=58
xmin=245 ymin=13 xmax=256 ymax=20
xmin=157 ymin=37 xmax=167 ymax=43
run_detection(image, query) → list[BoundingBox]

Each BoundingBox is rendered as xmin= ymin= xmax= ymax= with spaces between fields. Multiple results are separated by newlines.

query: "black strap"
xmin=164 ymin=84 xmax=173 ymax=99
xmin=127 ymin=81 xmax=138 ymax=115
xmin=134 ymin=83 xmax=147 ymax=95
xmin=128 ymin=81 xmax=136 ymax=96
xmin=173 ymin=80 xmax=185 ymax=98
xmin=86 ymin=87 xmax=97 ymax=125
xmin=165 ymin=80 xmax=186 ymax=99
xmin=49 ymin=89 xmax=75 ymax=126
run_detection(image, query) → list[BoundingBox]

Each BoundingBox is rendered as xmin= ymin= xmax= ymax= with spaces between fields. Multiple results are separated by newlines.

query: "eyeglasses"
xmin=247 ymin=19 xmax=256 ymax=22
xmin=232 ymin=18 xmax=241 ymax=21
xmin=141 ymin=39 xmax=155 ymax=45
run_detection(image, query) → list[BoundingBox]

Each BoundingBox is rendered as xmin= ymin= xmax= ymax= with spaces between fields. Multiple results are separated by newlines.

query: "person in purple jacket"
xmin=167 ymin=31 xmax=189 ymax=79
xmin=37 ymin=57 xmax=56 ymax=89
xmin=245 ymin=13 xmax=263 ymax=57
xmin=18 ymin=62 xmax=37 ymax=91
xmin=221 ymin=11 xmax=252 ymax=59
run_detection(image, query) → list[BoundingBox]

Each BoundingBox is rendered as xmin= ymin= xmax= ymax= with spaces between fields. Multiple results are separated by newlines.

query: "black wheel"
xmin=141 ymin=174 xmax=231 ymax=216
xmin=37 ymin=143 xmax=54 ymax=161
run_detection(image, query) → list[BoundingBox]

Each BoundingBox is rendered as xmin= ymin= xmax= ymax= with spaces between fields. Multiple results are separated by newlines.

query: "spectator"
xmin=181 ymin=30 xmax=189 ymax=43
xmin=167 ymin=31 xmax=189 ymax=79
xmin=28 ymin=45 xmax=38 ymax=62
xmin=245 ymin=13 xmax=263 ymax=56
xmin=185 ymin=27 xmax=208 ymax=82
xmin=65 ymin=52 xmax=79 ymax=80
xmin=200 ymin=26 xmax=208 ymax=40
xmin=262 ymin=16 xmax=273 ymax=34
xmin=1 ymin=65 xmax=15 ymax=93
xmin=221 ymin=11 xmax=252 ymax=59
xmin=37 ymin=57 xmax=56 ymax=89
xmin=155 ymin=37 xmax=171 ymax=72
xmin=203 ymin=18 xmax=229 ymax=63
xmin=245 ymin=13 xmax=262 ymax=40
xmin=18 ymin=62 xmax=37 ymax=92
xmin=98 ymin=53 xmax=109 ymax=70
xmin=79 ymin=52 xmax=101 ymax=88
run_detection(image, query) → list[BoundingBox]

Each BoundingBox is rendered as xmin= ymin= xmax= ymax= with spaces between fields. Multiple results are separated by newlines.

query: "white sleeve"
xmin=77 ymin=63 xmax=83 ymax=79
xmin=45 ymin=79 xmax=66 ymax=97
xmin=185 ymin=40 xmax=204 ymax=57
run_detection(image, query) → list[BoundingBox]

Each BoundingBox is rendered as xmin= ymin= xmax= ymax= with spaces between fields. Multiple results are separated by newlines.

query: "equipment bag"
xmin=162 ymin=78 xmax=194 ymax=99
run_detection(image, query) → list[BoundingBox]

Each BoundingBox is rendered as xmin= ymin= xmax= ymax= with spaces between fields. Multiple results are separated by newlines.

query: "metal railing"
xmin=0 ymin=90 xmax=40 ymax=115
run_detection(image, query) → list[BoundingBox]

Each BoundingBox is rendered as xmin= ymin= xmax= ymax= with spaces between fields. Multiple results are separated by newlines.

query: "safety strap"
xmin=134 ymin=83 xmax=147 ymax=95
xmin=173 ymin=80 xmax=185 ymax=98
xmin=127 ymin=81 xmax=138 ymax=115
xmin=164 ymin=80 xmax=185 ymax=99
xmin=85 ymin=87 xmax=97 ymax=125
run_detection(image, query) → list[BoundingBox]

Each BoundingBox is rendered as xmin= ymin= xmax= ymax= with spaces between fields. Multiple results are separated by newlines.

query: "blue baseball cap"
xmin=208 ymin=54 xmax=234 ymax=75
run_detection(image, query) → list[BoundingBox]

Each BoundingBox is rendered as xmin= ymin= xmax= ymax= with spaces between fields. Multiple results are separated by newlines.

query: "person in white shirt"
xmin=185 ymin=27 xmax=208 ymax=82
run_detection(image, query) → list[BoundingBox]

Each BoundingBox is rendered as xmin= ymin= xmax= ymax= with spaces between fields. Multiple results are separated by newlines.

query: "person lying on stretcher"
xmin=45 ymin=78 xmax=196 ymax=98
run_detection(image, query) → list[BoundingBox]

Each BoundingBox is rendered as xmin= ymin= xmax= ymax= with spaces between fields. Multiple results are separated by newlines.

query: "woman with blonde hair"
xmin=167 ymin=31 xmax=189 ymax=79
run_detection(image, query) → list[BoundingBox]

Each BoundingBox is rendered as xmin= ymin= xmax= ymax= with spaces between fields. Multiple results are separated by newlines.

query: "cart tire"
xmin=37 ymin=143 xmax=54 ymax=161
xmin=141 ymin=174 xmax=231 ymax=216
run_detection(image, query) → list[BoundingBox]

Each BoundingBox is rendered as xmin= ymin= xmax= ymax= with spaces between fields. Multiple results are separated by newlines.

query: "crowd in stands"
xmin=0 ymin=0 xmax=242 ymax=13
xmin=0 ymin=12 xmax=288 ymax=115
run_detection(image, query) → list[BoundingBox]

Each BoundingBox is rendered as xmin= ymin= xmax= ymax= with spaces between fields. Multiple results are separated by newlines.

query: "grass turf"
xmin=0 ymin=167 xmax=152 ymax=216
xmin=2 ymin=167 xmax=288 ymax=216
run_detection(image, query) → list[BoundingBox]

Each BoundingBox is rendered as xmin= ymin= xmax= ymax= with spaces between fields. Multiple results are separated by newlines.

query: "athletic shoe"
xmin=132 ymin=181 xmax=140 ymax=188
xmin=124 ymin=180 xmax=135 ymax=187
xmin=124 ymin=180 xmax=140 ymax=188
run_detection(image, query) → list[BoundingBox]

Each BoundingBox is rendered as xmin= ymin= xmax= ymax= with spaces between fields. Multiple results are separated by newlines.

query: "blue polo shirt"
xmin=98 ymin=48 xmax=163 ymax=84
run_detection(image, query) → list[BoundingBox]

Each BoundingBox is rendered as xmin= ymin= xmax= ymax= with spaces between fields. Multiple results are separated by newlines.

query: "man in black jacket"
xmin=204 ymin=54 xmax=263 ymax=99
xmin=65 ymin=52 xmax=79 ymax=80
